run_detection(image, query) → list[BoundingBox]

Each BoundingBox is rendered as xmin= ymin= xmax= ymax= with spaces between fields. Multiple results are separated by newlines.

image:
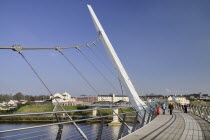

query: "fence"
xmin=175 ymin=104 xmax=210 ymax=122
xmin=0 ymin=106 xmax=158 ymax=140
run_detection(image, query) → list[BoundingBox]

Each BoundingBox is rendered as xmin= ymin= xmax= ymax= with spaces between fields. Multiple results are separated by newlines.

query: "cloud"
xmin=49 ymin=52 xmax=59 ymax=57
xmin=165 ymin=88 xmax=172 ymax=93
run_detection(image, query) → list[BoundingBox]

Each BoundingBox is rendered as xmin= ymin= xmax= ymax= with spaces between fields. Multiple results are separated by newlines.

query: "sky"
xmin=0 ymin=0 xmax=210 ymax=96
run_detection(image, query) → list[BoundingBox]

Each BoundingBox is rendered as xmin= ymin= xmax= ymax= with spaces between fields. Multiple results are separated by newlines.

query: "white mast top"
xmin=87 ymin=5 xmax=148 ymax=116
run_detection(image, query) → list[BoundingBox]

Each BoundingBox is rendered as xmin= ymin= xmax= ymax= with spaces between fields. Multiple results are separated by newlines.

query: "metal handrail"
xmin=0 ymin=106 xmax=133 ymax=117
xmin=175 ymin=104 xmax=210 ymax=122
xmin=0 ymin=105 xmax=158 ymax=139
xmin=0 ymin=111 xmax=136 ymax=133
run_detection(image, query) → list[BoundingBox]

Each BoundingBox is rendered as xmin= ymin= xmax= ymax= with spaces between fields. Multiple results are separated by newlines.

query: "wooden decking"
xmin=121 ymin=110 xmax=210 ymax=140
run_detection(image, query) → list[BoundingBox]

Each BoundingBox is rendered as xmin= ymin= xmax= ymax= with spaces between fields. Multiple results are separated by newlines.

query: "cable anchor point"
xmin=98 ymin=30 xmax=102 ymax=36
xmin=75 ymin=46 xmax=80 ymax=50
xmin=55 ymin=46 xmax=62 ymax=52
xmin=12 ymin=45 xmax=23 ymax=54
xmin=86 ymin=44 xmax=90 ymax=48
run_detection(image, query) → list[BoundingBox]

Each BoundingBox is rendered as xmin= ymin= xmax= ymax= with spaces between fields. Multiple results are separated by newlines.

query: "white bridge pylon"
xmin=87 ymin=5 xmax=149 ymax=118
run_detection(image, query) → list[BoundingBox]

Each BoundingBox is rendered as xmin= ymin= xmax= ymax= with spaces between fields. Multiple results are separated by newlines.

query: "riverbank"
xmin=0 ymin=105 xmax=135 ymax=123
xmin=0 ymin=117 xmax=136 ymax=123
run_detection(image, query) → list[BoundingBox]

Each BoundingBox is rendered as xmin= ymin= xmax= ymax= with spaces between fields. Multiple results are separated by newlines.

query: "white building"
xmin=7 ymin=100 xmax=18 ymax=106
xmin=0 ymin=106 xmax=10 ymax=111
xmin=0 ymin=101 xmax=7 ymax=106
xmin=167 ymin=96 xmax=173 ymax=102
xmin=97 ymin=94 xmax=129 ymax=102
xmin=147 ymin=98 xmax=167 ymax=104
xmin=50 ymin=92 xmax=76 ymax=105
xmin=167 ymin=96 xmax=190 ymax=105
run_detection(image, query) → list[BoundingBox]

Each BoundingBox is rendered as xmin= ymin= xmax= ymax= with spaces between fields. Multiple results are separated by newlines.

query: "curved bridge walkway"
xmin=121 ymin=110 xmax=210 ymax=140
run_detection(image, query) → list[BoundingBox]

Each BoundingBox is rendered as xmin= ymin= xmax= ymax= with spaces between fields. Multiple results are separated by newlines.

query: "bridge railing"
xmin=0 ymin=106 xmax=158 ymax=140
xmin=175 ymin=104 xmax=210 ymax=122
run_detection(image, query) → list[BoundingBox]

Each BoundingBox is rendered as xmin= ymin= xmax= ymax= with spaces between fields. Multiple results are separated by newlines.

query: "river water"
xmin=0 ymin=123 xmax=130 ymax=140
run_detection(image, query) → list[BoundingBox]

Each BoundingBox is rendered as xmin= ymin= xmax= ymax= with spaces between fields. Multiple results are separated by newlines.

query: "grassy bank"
xmin=55 ymin=105 xmax=88 ymax=111
xmin=15 ymin=105 xmax=54 ymax=113
xmin=190 ymin=101 xmax=210 ymax=106
xmin=0 ymin=105 xmax=135 ymax=122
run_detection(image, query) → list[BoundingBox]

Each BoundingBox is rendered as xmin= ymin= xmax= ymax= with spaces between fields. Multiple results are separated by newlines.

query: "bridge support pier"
xmin=108 ymin=108 xmax=121 ymax=126
xmin=92 ymin=107 xmax=97 ymax=116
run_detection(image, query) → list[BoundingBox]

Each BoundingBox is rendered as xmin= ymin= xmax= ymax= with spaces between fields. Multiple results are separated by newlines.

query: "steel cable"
xmin=89 ymin=43 xmax=156 ymax=114
xmin=57 ymin=50 xmax=132 ymax=131
xmin=19 ymin=53 xmax=88 ymax=140
xmin=77 ymin=46 xmax=152 ymax=118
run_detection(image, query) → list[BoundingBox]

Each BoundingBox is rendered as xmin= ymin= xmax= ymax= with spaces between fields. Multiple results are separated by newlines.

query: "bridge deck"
xmin=121 ymin=110 xmax=210 ymax=140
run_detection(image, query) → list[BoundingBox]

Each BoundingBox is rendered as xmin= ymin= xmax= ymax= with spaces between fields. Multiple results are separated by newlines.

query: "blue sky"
xmin=0 ymin=0 xmax=209 ymax=96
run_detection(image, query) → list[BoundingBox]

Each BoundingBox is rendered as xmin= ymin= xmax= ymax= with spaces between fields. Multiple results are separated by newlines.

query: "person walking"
xmin=161 ymin=103 xmax=166 ymax=115
xmin=168 ymin=103 xmax=174 ymax=115
xmin=184 ymin=104 xmax=188 ymax=113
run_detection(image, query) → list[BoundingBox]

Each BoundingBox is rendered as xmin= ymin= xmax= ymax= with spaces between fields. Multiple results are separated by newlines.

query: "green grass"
xmin=56 ymin=105 xmax=89 ymax=115
xmin=56 ymin=105 xmax=88 ymax=111
xmin=190 ymin=101 xmax=210 ymax=106
xmin=15 ymin=105 xmax=54 ymax=114
xmin=12 ymin=105 xmax=134 ymax=117
xmin=0 ymin=105 xmax=136 ymax=122
xmin=97 ymin=108 xmax=135 ymax=116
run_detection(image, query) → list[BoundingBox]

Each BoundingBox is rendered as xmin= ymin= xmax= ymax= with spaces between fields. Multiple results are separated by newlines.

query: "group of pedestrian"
xmin=161 ymin=103 xmax=174 ymax=115
xmin=160 ymin=103 xmax=189 ymax=115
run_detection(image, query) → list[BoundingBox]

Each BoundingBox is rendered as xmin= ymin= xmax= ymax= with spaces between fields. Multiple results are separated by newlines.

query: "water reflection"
xmin=0 ymin=123 xmax=121 ymax=140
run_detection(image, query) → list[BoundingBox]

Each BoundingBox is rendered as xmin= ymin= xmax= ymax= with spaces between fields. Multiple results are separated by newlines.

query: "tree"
xmin=13 ymin=92 xmax=24 ymax=101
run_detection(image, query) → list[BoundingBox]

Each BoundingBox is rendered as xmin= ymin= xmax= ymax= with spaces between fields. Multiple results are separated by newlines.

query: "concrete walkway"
xmin=121 ymin=110 xmax=210 ymax=140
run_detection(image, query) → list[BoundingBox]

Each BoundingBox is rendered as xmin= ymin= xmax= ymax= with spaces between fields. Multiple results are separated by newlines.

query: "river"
xmin=0 ymin=123 xmax=130 ymax=140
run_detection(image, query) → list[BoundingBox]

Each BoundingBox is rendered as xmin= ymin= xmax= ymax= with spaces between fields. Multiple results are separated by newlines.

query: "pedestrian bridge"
xmin=0 ymin=105 xmax=209 ymax=140
xmin=0 ymin=4 xmax=209 ymax=140
xmin=122 ymin=110 xmax=210 ymax=140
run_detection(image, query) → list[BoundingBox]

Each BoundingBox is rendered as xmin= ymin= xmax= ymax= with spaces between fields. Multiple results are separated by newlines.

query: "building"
xmin=50 ymin=92 xmax=76 ymax=105
xmin=30 ymin=100 xmax=52 ymax=105
xmin=97 ymin=94 xmax=129 ymax=102
xmin=0 ymin=106 xmax=10 ymax=111
xmin=76 ymin=96 xmax=97 ymax=102
xmin=188 ymin=93 xmax=210 ymax=101
xmin=189 ymin=93 xmax=203 ymax=100
xmin=201 ymin=94 xmax=210 ymax=101
xmin=0 ymin=101 xmax=7 ymax=106
xmin=7 ymin=100 xmax=18 ymax=106
xmin=144 ymin=95 xmax=167 ymax=104
xmin=167 ymin=96 xmax=190 ymax=105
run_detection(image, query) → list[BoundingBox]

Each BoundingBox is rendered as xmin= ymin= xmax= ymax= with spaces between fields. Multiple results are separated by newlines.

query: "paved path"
xmin=121 ymin=110 xmax=210 ymax=140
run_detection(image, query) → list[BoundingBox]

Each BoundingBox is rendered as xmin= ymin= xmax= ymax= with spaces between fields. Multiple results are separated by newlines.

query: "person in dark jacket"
xmin=184 ymin=104 xmax=188 ymax=113
xmin=168 ymin=103 xmax=174 ymax=115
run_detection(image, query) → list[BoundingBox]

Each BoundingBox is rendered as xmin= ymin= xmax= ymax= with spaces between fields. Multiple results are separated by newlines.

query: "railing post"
xmin=191 ymin=106 xmax=195 ymax=114
xmin=54 ymin=113 xmax=63 ymax=140
xmin=203 ymin=107 xmax=208 ymax=121
xmin=195 ymin=106 xmax=198 ymax=116
xmin=131 ymin=112 xmax=138 ymax=132
xmin=140 ymin=110 xmax=147 ymax=127
xmin=151 ymin=109 xmax=155 ymax=121
xmin=117 ymin=114 xmax=126 ymax=139
xmin=146 ymin=111 xmax=151 ymax=124
xmin=194 ymin=106 xmax=196 ymax=115
xmin=206 ymin=108 xmax=210 ymax=122
xmin=96 ymin=117 xmax=105 ymax=140
xmin=191 ymin=106 xmax=194 ymax=114
xmin=56 ymin=124 xmax=63 ymax=140
xmin=154 ymin=107 xmax=158 ymax=118
xmin=198 ymin=106 xmax=203 ymax=117
xmin=194 ymin=106 xmax=197 ymax=115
